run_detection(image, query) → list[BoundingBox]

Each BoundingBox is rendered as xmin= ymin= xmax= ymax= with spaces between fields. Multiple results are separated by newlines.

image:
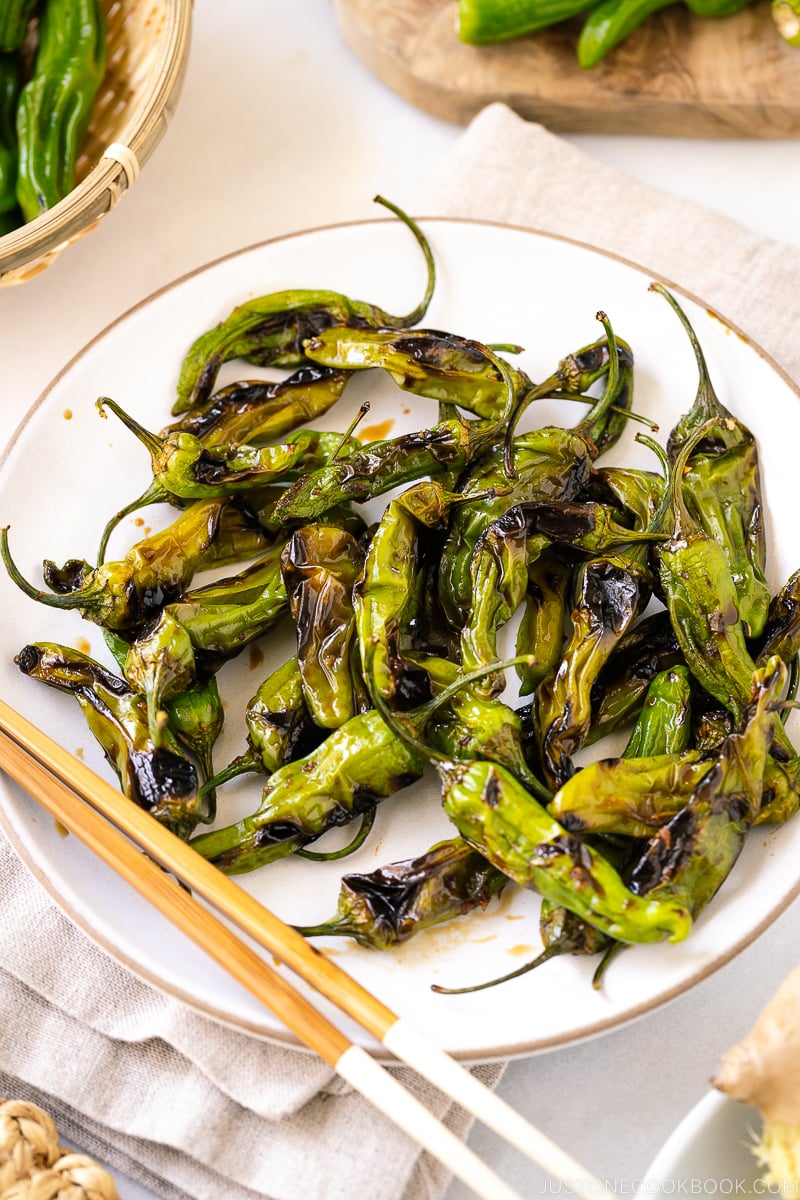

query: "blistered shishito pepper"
xmin=203 ymin=656 xmax=325 ymax=794
xmin=190 ymin=709 xmax=425 ymax=874
xmin=16 ymin=0 xmax=106 ymax=221
xmin=458 ymin=506 xmax=548 ymax=696
xmin=621 ymin=664 xmax=694 ymax=759
xmin=173 ymin=197 xmax=436 ymax=415
xmin=416 ymin=653 xmax=551 ymax=801
xmin=655 ymin=419 xmax=785 ymax=750
xmin=379 ymin=695 xmax=692 ymax=944
xmin=165 ymin=676 xmax=224 ymax=817
xmin=98 ymin=397 xmax=359 ymax=503
xmin=515 ymin=546 xmax=570 ymax=698
xmin=281 ymin=522 xmax=367 ymax=728
xmin=272 ymin=347 xmax=517 ymax=524
xmin=755 ymin=568 xmax=800 ymax=667
xmin=586 ymin=610 xmax=683 ymax=745
xmin=303 ymin=327 xmax=531 ymax=420
xmin=295 ymin=836 xmax=509 ymax=950
xmin=535 ymin=527 xmax=658 ymax=791
xmin=438 ymin=322 xmax=632 ymax=628
xmin=1 ymin=500 xmax=231 ymax=631
xmin=657 ymin=284 xmax=770 ymax=639
xmin=164 ymin=365 xmax=352 ymax=449
xmin=629 ymin=658 xmax=784 ymax=918
xmin=15 ymin=642 xmax=203 ymax=837
xmin=355 ymin=479 xmax=480 ymax=709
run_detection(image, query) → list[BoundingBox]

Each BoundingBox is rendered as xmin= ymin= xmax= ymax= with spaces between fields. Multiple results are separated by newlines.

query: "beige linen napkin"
xmin=4 ymin=101 xmax=800 ymax=1200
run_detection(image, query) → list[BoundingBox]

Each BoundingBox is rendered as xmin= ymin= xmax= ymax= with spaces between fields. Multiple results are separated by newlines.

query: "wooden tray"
xmin=334 ymin=0 xmax=800 ymax=136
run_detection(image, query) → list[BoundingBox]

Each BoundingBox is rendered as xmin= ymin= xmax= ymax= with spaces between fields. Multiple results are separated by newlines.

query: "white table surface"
xmin=3 ymin=4 xmax=800 ymax=1199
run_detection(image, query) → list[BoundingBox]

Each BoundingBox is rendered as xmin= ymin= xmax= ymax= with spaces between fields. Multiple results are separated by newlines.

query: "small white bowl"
xmin=641 ymin=1091 xmax=765 ymax=1195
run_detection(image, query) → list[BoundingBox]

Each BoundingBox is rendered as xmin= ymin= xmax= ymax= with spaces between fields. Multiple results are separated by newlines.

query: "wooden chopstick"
xmin=0 ymin=697 xmax=613 ymax=1200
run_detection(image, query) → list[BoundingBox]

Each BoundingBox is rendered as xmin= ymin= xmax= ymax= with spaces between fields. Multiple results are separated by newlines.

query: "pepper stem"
xmin=431 ymin=945 xmax=561 ymax=995
xmin=295 ymin=809 xmax=376 ymax=861
xmin=373 ymin=195 xmax=436 ymax=327
xmin=96 ymin=479 xmax=169 ymax=564
xmin=649 ymin=283 xmax=726 ymax=422
xmin=96 ymin=396 xmax=165 ymax=460
xmin=0 ymin=527 xmax=86 ymax=610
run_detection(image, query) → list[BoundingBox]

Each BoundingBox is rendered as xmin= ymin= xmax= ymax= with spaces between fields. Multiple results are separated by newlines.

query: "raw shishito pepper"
xmin=16 ymin=0 xmax=106 ymax=222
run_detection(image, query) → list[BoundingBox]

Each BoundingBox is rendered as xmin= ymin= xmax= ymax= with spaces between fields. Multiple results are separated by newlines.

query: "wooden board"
xmin=334 ymin=0 xmax=800 ymax=137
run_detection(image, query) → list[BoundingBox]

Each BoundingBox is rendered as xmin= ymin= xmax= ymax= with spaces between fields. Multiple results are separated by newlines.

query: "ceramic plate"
xmin=641 ymin=1092 xmax=763 ymax=1194
xmin=2 ymin=217 xmax=800 ymax=1062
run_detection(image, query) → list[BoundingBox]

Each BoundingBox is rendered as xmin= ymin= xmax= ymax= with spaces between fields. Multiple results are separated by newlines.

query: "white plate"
xmin=641 ymin=1091 xmax=763 ymax=1194
xmin=2 ymin=217 xmax=800 ymax=1062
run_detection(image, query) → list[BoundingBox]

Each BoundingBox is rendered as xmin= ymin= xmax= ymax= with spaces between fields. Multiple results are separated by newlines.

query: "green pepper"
xmin=204 ymin=655 xmax=325 ymax=793
xmin=295 ymin=836 xmax=509 ymax=950
xmin=656 ymin=285 xmax=770 ymax=639
xmin=458 ymin=0 xmax=596 ymax=43
xmin=629 ymin=657 xmax=784 ymax=917
xmin=15 ymin=642 xmax=203 ymax=837
xmin=16 ymin=0 xmax=106 ymax=221
xmin=438 ymin=324 xmax=633 ymax=629
xmin=0 ymin=500 xmax=233 ymax=631
xmin=173 ymin=197 xmax=436 ymax=415
xmin=586 ymin=609 xmax=683 ymax=745
xmin=622 ymin=664 xmax=694 ymax=759
xmin=0 ymin=51 xmax=21 ymax=218
xmin=515 ymin=546 xmax=570 ymax=697
xmin=164 ymin=365 xmax=352 ymax=449
xmin=281 ymin=522 xmax=367 ymax=728
xmin=303 ymin=327 xmax=531 ymax=420
xmin=577 ymin=0 xmax=676 ymax=69
xmin=273 ymin=344 xmax=518 ymax=525
xmin=165 ymin=676 xmax=224 ymax=819
xmin=0 ymin=0 xmax=37 ymax=51
xmin=190 ymin=709 xmax=425 ymax=874
xmin=97 ymin=396 xmax=360 ymax=503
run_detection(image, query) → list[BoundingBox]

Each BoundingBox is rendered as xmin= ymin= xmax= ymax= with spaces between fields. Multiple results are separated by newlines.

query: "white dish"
xmin=2 ymin=217 xmax=800 ymax=1062
xmin=641 ymin=1091 xmax=762 ymax=1194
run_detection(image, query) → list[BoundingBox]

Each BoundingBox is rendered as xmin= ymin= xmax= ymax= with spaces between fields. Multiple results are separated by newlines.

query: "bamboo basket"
xmin=0 ymin=0 xmax=193 ymax=286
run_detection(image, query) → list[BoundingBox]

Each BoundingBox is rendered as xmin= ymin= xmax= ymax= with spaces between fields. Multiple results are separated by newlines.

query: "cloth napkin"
xmin=3 ymin=101 xmax=800 ymax=1200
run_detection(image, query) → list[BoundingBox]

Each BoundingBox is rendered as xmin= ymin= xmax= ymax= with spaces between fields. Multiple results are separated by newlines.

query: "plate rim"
xmin=2 ymin=213 xmax=800 ymax=1064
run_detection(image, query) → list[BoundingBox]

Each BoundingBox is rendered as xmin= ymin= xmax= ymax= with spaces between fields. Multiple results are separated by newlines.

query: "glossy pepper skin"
xmin=629 ymin=657 xmax=784 ymax=918
xmin=586 ymin=610 xmax=683 ymax=745
xmin=204 ymin=656 xmax=325 ymax=792
xmin=0 ymin=0 xmax=37 ymax=51
xmin=295 ymin=836 xmax=508 ymax=950
xmin=16 ymin=0 xmax=106 ymax=221
xmin=281 ymin=522 xmax=367 ymax=728
xmin=622 ymin=664 xmax=694 ymax=759
xmin=437 ymin=328 xmax=633 ymax=629
xmin=577 ymin=0 xmax=751 ymax=68
xmin=165 ymin=676 xmax=224 ymax=819
xmin=164 ymin=365 xmax=352 ymax=450
xmin=98 ymin=397 xmax=358 ymax=503
xmin=272 ymin=413 xmax=504 ymax=527
xmin=15 ymin=642 xmax=203 ymax=837
xmin=0 ymin=501 xmax=231 ymax=632
xmin=303 ymin=327 xmax=531 ymax=420
xmin=354 ymin=480 xmax=467 ymax=710
xmin=439 ymin=756 xmax=692 ymax=944
xmin=657 ymin=284 xmax=770 ymax=640
xmin=458 ymin=0 xmax=595 ymax=42
xmin=173 ymin=196 xmax=436 ymax=414
xmin=515 ymin=546 xmax=570 ymax=697
xmin=190 ymin=710 xmax=425 ymax=875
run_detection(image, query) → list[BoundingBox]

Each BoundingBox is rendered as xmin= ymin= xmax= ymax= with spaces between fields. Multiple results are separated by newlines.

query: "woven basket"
xmin=0 ymin=0 xmax=193 ymax=286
